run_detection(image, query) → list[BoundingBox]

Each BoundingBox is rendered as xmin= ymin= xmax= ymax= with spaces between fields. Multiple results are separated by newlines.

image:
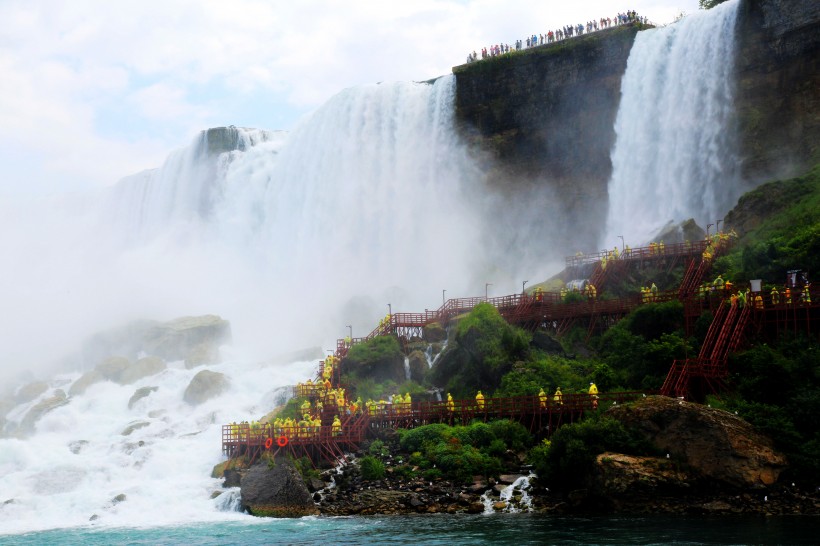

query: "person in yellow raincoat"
xmin=476 ymin=390 xmax=485 ymax=410
xmin=538 ymin=388 xmax=547 ymax=409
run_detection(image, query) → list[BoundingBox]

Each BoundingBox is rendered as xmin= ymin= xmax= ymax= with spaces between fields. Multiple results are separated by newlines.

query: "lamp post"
xmin=707 ymin=223 xmax=714 ymax=237
xmin=618 ymin=235 xmax=624 ymax=253
xmin=387 ymin=303 xmax=392 ymax=316
xmin=442 ymin=289 xmax=446 ymax=306
xmin=522 ymin=280 xmax=528 ymax=294
xmin=346 ymin=324 xmax=352 ymax=339
xmin=716 ymin=219 xmax=722 ymax=233
xmin=485 ymin=283 xmax=492 ymax=300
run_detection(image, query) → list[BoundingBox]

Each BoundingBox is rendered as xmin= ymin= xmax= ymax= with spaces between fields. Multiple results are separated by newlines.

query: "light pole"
xmin=442 ymin=289 xmax=446 ymax=305
xmin=716 ymin=219 xmax=722 ymax=233
xmin=485 ymin=283 xmax=492 ymax=300
xmin=346 ymin=324 xmax=352 ymax=339
xmin=618 ymin=235 xmax=624 ymax=253
xmin=707 ymin=223 xmax=714 ymax=237
xmin=387 ymin=303 xmax=392 ymax=316
xmin=522 ymin=280 xmax=528 ymax=294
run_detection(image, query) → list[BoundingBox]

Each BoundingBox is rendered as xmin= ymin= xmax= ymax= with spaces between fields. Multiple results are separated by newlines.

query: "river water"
xmin=2 ymin=513 xmax=816 ymax=545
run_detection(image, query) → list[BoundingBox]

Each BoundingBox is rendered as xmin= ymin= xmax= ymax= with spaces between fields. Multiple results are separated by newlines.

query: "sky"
xmin=0 ymin=0 xmax=701 ymax=198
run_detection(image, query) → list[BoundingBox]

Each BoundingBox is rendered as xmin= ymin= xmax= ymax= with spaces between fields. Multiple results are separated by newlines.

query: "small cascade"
xmin=480 ymin=474 xmax=535 ymax=514
xmin=426 ymin=340 xmax=448 ymax=369
xmin=213 ymin=488 xmax=243 ymax=512
xmin=403 ymin=356 xmax=411 ymax=380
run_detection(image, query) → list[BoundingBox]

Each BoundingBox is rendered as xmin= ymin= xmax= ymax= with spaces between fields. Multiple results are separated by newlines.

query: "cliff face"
xmin=453 ymin=25 xmax=640 ymax=252
xmin=735 ymin=0 xmax=820 ymax=183
xmin=453 ymin=0 xmax=819 ymax=250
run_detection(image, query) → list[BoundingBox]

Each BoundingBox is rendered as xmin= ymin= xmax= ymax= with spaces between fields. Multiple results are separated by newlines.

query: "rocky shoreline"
xmin=306 ymin=461 xmax=820 ymax=518
xmin=218 ymin=397 xmax=820 ymax=519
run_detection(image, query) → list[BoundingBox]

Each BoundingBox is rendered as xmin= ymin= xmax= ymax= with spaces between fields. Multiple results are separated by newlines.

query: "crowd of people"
xmin=702 ymin=274 xmax=812 ymax=308
xmin=466 ymin=10 xmax=647 ymax=63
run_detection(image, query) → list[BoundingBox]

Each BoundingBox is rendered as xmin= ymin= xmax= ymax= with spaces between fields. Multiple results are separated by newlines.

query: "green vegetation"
xmin=395 ymin=420 xmax=531 ymax=483
xmin=428 ymin=303 xmax=531 ymax=396
xmin=528 ymin=414 xmax=658 ymax=489
xmin=346 ymin=335 xmax=403 ymax=363
xmin=699 ymin=0 xmax=730 ymax=9
xmin=359 ymin=456 xmax=386 ymax=480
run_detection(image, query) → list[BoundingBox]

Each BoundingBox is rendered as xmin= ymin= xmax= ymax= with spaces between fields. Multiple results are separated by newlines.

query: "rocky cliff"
xmin=735 ymin=0 xmax=820 ymax=183
xmin=453 ymin=0 xmax=819 ymax=251
xmin=453 ymin=24 xmax=641 ymax=253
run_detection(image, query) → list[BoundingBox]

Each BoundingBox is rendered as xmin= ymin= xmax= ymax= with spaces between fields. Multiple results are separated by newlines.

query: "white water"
xmin=606 ymin=0 xmax=741 ymax=245
xmin=0 ymin=76 xmax=492 ymax=385
xmin=0 ymin=354 xmax=314 ymax=534
xmin=0 ymin=76 xmax=498 ymax=535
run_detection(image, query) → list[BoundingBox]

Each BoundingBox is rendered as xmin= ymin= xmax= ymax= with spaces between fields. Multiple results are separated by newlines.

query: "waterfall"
xmin=1 ymin=76 xmax=489 ymax=377
xmin=606 ymin=0 xmax=741 ymax=244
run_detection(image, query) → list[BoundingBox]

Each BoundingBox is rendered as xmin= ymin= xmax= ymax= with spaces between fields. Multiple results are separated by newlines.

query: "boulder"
xmin=120 ymin=357 xmax=166 ymax=385
xmin=407 ymin=350 xmax=428 ymax=383
xmin=530 ymin=331 xmax=564 ymax=355
xmin=607 ymin=396 xmax=787 ymax=488
xmin=121 ymin=421 xmax=150 ymax=436
xmin=423 ymin=323 xmax=447 ymax=343
xmin=68 ymin=370 xmax=102 ymax=396
xmin=128 ymin=386 xmax=159 ymax=410
xmin=184 ymin=343 xmax=220 ymax=369
xmin=19 ymin=390 xmax=69 ymax=436
xmin=15 ymin=381 xmax=49 ymax=404
xmin=591 ymin=452 xmax=691 ymax=497
xmin=96 ymin=356 xmax=131 ymax=383
xmin=240 ymin=458 xmax=318 ymax=517
xmin=183 ymin=370 xmax=230 ymax=405
xmin=144 ymin=315 xmax=231 ymax=362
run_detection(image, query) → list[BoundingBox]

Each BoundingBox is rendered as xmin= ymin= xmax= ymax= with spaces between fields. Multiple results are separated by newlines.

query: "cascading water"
xmin=0 ymin=76 xmax=492 ymax=535
xmin=606 ymin=0 xmax=741 ymax=244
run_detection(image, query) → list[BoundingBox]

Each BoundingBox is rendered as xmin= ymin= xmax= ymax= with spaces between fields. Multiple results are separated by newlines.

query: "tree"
xmin=699 ymin=0 xmax=729 ymax=8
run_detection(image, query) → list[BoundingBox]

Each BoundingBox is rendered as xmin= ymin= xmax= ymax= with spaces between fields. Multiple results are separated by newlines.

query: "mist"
xmin=1 ymin=75 xmax=551 ymax=389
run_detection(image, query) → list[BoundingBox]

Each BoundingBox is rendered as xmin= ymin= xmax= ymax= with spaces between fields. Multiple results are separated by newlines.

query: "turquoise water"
xmin=2 ymin=514 xmax=817 ymax=545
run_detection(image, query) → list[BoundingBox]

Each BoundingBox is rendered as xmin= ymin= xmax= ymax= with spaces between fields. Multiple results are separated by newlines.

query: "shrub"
xmin=359 ymin=456 xmax=386 ymax=480
xmin=398 ymin=424 xmax=450 ymax=453
xmin=529 ymin=415 xmax=655 ymax=490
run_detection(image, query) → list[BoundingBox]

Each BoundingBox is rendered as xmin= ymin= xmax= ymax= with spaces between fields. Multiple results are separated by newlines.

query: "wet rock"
xmin=240 ymin=458 xmax=318 ymax=518
xmin=210 ymin=491 xmax=222 ymax=499
xmin=493 ymin=501 xmax=507 ymax=511
xmin=120 ymin=357 xmax=166 ymax=385
xmin=121 ymin=421 xmax=150 ymax=436
xmin=112 ymin=494 xmax=127 ymax=504
xmin=96 ymin=356 xmax=131 ymax=382
xmin=423 ymin=323 xmax=447 ymax=343
xmin=68 ymin=440 xmax=89 ymax=454
xmin=185 ymin=343 xmax=221 ymax=369
xmin=592 ymin=452 xmax=691 ymax=497
xmin=407 ymin=350 xmax=428 ymax=383
xmin=128 ymin=386 xmax=159 ymax=410
xmin=467 ymin=501 xmax=485 ymax=514
xmin=607 ymin=396 xmax=787 ymax=488
xmin=144 ymin=315 xmax=231 ymax=363
xmin=69 ymin=370 xmax=102 ymax=397
xmin=499 ymin=474 xmax=523 ymax=485
xmin=19 ymin=389 xmax=69 ymax=436
xmin=15 ymin=381 xmax=49 ymax=404
xmin=183 ymin=370 xmax=230 ymax=406
xmin=89 ymin=514 xmax=99 ymax=521
xmin=307 ymin=478 xmax=326 ymax=492
xmin=701 ymin=500 xmax=732 ymax=513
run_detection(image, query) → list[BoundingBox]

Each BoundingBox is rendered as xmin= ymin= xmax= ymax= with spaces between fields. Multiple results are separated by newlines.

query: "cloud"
xmin=0 ymin=0 xmax=702 ymax=196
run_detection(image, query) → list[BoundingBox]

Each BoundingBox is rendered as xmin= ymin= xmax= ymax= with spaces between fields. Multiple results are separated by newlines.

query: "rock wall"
xmin=453 ymin=24 xmax=641 ymax=253
xmin=453 ymin=0 xmax=819 ymax=250
xmin=735 ymin=0 xmax=820 ymax=184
